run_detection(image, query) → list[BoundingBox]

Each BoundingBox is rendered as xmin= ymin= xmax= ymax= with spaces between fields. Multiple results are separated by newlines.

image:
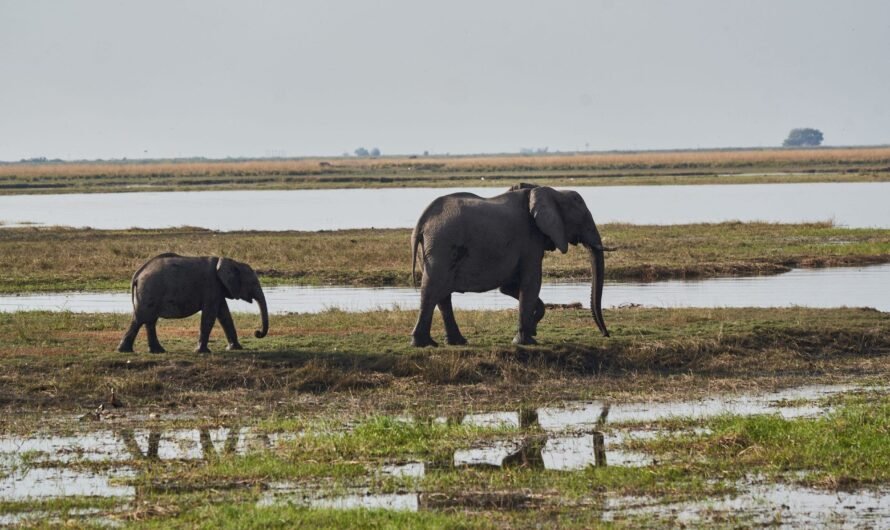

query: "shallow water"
xmin=537 ymin=384 xmax=858 ymax=431
xmin=0 ymin=467 xmax=135 ymax=500
xmin=453 ymin=440 xmax=525 ymax=467
xmin=543 ymin=434 xmax=651 ymax=469
xmin=0 ymin=383 xmax=881 ymax=511
xmin=1 ymin=263 xmax=888 ymax=313
xmin=1 ymin=182 xmax=888 ymax=230
xmin=258 ymin=488 xmax=420 ymax=511
xmin=460 ymin=412 xmax=521 ymax=429
xmin=603 ymin=480 xmax=890 ymax=527
xmin=381 ymin=462 xmax=426 ymax=478
xmin=0 ymin=384 xmax=856 ymax=489
xmin=0 ymin=427 xmax=280 ymax=469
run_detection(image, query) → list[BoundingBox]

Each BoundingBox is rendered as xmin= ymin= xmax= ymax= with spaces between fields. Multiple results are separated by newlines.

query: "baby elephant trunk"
xmin=254 ymin=288 xmax=269 ymax=339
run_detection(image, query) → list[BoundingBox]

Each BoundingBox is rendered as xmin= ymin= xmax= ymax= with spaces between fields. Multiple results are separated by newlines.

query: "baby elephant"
xmin=117 ymin=253 xmax=269 ymax=354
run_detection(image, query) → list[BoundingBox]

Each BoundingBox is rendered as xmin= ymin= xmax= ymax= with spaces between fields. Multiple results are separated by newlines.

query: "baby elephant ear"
xmin=216 ymin=258 xmax=242 ymax=299
xmin=529 ymin=187 xmax=568 ymax=253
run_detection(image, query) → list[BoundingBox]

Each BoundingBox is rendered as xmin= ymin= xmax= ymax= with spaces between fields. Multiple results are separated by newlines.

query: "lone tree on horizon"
xmin=783 ymin=128 xmax=824 ymax=147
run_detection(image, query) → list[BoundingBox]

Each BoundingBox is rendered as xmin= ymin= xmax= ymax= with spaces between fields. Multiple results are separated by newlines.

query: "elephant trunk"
xmin=585 ymin=236 xmax=610 ymax=338
xmin=253 ymin=288 xmax=269 ymax=339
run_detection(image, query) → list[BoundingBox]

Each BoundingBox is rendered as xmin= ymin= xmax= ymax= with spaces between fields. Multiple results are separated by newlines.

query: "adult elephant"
xmin=410 ymin=183 xmax=609 ymax=346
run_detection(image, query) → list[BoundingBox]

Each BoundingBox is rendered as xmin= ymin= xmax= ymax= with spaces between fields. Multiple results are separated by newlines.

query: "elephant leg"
xmin=145 ymin=320 xmax=166 ymax=354
xmin=117 ymin=317 xmax=142 ymax=353
xmin=438 ymin=295 xmax=467 ymax=345
xmin=499 ymin=284 xmax=545 ymax=336
xmin=196 ymin=306 xmax=218 ymax=353
xmin=217 ymin=301 xmax=243 ymax=350
xmin=513 ymin=267 xmax=543 ymax=346
xmin=411 ymin=280 xmax=440 ymax=347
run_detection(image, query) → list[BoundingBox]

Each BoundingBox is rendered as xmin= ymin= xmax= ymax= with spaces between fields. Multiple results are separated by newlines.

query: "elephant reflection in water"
xmin=118 ymin=428 xmax=271 ymax=460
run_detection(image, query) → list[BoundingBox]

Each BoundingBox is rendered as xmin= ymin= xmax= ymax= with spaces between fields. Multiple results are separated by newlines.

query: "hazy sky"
xmin=2 ymin=1 xmax=889 ymax=160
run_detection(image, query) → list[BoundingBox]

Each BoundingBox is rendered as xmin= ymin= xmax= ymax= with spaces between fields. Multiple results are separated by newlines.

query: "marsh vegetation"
xmin=2 ymin=222 xmax=889 ymax=293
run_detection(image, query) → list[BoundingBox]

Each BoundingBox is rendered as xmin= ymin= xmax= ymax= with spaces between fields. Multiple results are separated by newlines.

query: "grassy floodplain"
xmin=1 ymin=307 xmax=889 ymax=527
xmin=2 ymin=146 xmax=890 ymax=194
xmin=1 ymin=222 xmax=889 ymax=293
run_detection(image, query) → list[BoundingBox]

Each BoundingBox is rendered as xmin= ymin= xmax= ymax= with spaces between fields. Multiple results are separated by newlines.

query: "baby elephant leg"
xmin=196 ymin=305 xmax=218 ymax=354
xmin=217 ymin=301 xmax=243 ymax=350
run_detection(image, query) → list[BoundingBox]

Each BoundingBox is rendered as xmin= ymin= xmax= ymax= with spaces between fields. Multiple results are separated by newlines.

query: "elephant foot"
xmin=411 ymin=335 xmax=439 ymax=348
xmin=116 ymin=343 xmax=134 ymax=353
xmin=149 ymin=345 xmax=166 ymax=354
xmin=195 ymin=344 xmax=211 ymax=354
xmin=226 ymin=342 xmax=243 ymax=351
xmin=512 ymin=332 xmax=537 ymax=346
xmin=446 ymin=335 xmax=468 ymax=346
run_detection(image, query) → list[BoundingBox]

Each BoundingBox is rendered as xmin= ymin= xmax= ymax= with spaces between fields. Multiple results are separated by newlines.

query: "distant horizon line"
xmin=4 ymin=143 xmax=890 ymax=165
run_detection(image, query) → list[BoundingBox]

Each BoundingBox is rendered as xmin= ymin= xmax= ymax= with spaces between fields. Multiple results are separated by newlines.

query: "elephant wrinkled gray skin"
xmin=117 ymin=253 xmax=269 ymax=354
xmin=410 ymin=183 xmax=609 ymax=346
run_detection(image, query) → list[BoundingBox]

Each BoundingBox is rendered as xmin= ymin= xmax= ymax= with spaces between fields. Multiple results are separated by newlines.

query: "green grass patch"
xmin=642 ymin=395 xmax=890 ymax=485
xmin=132 ymin=502 xmax=489 ymax=530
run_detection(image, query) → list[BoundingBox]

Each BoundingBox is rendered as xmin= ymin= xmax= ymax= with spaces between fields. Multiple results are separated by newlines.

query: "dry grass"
xmin=2 ymin=146 xmax=890 ymax=194
xmin=417 ymin=146 xmax=890 ymax=171
xmin=5 ymin=146 xmax=890 ymax=179
xmin=0 ymin=307 xmax=887 ymax=415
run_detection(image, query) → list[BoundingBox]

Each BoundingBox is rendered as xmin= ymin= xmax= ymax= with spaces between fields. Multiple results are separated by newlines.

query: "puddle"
xmin=461 ymin=412 xmax=520 ymax=429
xmin=258 ymin=485 xmax=420 ymax=512
xmin=381 ymin=462 xmax=426 ymax=478
xmin=2 ymin=263 xmax=888 ymax=314
xmin=0 ymin=427 xmax=284 ymax=470
xmin=604 ymin=480 xmax=890 ymax=527
xmin=1 ymin=183 xmax=888 ymax=230
xmin=1 ymin=383 xmax=881 ymax=513
xmin=311 ymin=493 xmax=419 ymax=512
xmin=537 ymin=384 xmax=861 ymax=431
xmin=454 ymin=440 xmax=526 ymax=467
xmin=449 ymin=384 xmax=879 ymax=471
xmin=0 ymin=426 xmax=295 ymax=504
xmin=453 ymin=431 xmax=654 ymax=471
xmin=0 ymin=467 xmax=135 ymax=500
xmin=259 ymin=487 xmax=542 ymax=513
xmin=543 ymin=434 xmax=650 ymax=470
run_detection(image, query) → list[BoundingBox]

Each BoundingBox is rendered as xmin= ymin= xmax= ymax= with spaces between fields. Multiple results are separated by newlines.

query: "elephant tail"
xmin=130 ymin=277 xmax=137 ymax=310
xmin=411 ymin=228 xmax=424 ymax=289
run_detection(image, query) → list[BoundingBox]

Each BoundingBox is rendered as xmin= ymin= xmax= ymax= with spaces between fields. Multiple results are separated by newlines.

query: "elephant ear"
xmin=529 ymin=187 xmax=568 ymax=253
xmin=216 ymin=258 xmax=242 ymax=299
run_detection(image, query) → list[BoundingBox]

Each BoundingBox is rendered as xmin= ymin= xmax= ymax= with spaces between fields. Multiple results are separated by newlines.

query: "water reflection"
xmin=1 ymin=182 xmax=888 ymax=230
xmin=0 ymin=383 xmax=880 ymax=505
xmin=0 ymin=467 xmax=135 ymax=501
xmin=0 ymin=426 xmax=275 ymax=468
xmin=1 ymin=264 xmax=888 ymax=313
xmin=536 ymin=383 xmax=859 ymax=430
